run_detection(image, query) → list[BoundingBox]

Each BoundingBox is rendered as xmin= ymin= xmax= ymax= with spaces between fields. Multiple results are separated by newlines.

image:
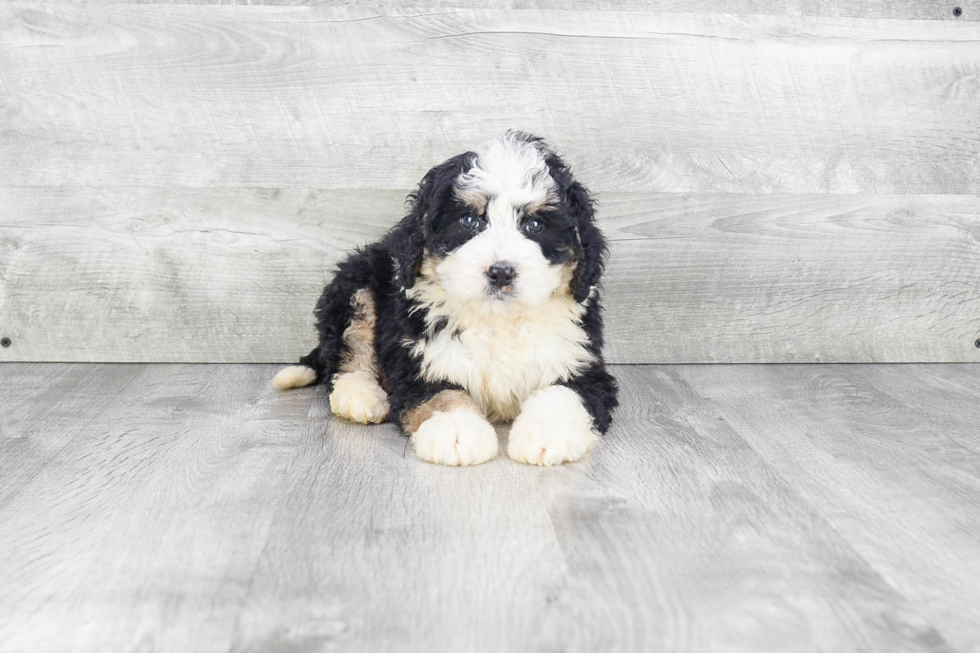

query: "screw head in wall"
xmin=953 ymin=6 xmax=963 ymax=16
xmin=0 ymin=337 xmax=10 ymax=348
xmin=975 ymin=338 xmax=980 ymax=348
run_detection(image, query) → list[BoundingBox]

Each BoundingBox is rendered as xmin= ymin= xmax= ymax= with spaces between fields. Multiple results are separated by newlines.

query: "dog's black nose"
xmin=487 ymin=262 xmax=516 ymax=289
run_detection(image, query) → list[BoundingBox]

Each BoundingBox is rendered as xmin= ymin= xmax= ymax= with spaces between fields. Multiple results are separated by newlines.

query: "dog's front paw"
xmin=412 ymin=409 xmax=498 ymax=466
xmin=329 ymin=371 xmax=390 ymax=424
xmin=508 ymin=386 xmax=598 ymax=466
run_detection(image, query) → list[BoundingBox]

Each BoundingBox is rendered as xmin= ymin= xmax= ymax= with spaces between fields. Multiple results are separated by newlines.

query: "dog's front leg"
xmin=508 ymin=362 xmax=618 ymax=467
xmin=506 ymin=385 xmax=599 ymax=466
xmin=400 ymin=389 xmax=498 ymax=467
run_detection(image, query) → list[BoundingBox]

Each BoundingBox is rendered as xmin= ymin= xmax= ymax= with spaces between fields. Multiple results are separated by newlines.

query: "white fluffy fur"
xmin=507 ymin=385 xmax=598 ymax=466
xmin=436 ymin=219 xmax=565 ymax=311
xmin=412 ymin=408 xmax=499 ymax=466
xmin=445 ymin=136 xmax=562 ymax=312
xmin=405 ymin=134 xmax=593 ymax=422
xmin=329 ymin=370 xmax=390 ymax=424
xmin=457 ymin=133 xmax=557 ymax=211
xmin=408 ymin=278 xmax=594 ymax=421
xmin=272 ymin=365 xmax=317 ymax=390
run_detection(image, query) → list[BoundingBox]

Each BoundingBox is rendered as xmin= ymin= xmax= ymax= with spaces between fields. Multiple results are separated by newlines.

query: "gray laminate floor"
xmin=0 ymin=363 xmax=978 ymax=653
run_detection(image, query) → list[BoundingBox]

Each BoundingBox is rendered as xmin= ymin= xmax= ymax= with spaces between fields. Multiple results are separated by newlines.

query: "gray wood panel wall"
xmin=1 ymin=3 xmax=979 ymax=363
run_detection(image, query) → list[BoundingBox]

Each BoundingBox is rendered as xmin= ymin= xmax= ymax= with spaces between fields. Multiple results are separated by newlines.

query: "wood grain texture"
xmin=855 ymin=363 xmax=980 ymax=454
xmin=4 ymin=362 xmax=979 ymax=652
xmin=0 ymin=364 xmax=314 ymax=653
xmin=0 ymin=187 xmax=398 ymax=363
xmin=230 ymin=387 xmax=570 ymax=652
xmin=2 ymin=7 xmax=980 ymax=194
xmin=0 ymin=363 xmax=142 ymax=505
xmin=2 ymin=188 xmax=979 ymax=363
xmin=234 ymin=366 xmax=958 ymax=652
xmin=2 ymin=4 xmax=979 ymax=364
xmin=4 ymin=0 xmax=978 ymax=22
xmin=924 ymin=362 xmax=980 ymax=399
xmin=600 ymin=192 xmax=980 ymax=363
xmin=679 ymin=364 xmax=980 ymax=653
xmin=533 ymin=365 xmax=954 ymax=653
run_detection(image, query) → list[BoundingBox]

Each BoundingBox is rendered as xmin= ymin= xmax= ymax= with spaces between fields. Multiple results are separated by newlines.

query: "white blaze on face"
xmin=437 ymin=134 xmax=563 ymax=313
xmin=406 ymin=135 xmax=593 ymax=421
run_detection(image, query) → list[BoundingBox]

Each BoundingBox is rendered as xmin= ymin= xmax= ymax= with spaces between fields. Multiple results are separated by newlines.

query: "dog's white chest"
xmin=412 ymin=300 xmax=594 ymax=422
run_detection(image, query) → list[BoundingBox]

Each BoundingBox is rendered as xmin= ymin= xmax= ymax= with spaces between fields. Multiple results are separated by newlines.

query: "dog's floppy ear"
xmin=550 ymin=160 xmax=606 ymax=303
xmin=569 ymin=181 xmax=606 ymax=303
xmin=391 ymin=179 xmax=430 ymax=290
xmin=391 ymin=152 xmax=475 ymax=290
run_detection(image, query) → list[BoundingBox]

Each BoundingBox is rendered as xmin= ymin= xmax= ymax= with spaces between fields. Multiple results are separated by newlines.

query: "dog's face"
xmin=394 ymin=132 xmax=605 ymax=312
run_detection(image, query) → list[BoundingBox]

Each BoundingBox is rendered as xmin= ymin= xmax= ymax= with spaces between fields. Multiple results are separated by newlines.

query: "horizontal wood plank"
xmin=2 ymin=187 xmax=978 ymax=363
xmin=2 ymin=7 xmax=980 ymax=193
xmin=3 ymin=5 xmax=979 ymax=363
xmin=3 ymin=0 xmax=977 ymax=22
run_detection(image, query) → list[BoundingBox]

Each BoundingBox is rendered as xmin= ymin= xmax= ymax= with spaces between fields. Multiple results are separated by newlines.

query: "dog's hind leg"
xmin=328 ymin=288 xmax=390 ymax=424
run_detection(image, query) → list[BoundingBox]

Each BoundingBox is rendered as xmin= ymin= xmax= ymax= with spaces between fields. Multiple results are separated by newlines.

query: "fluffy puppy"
xmin=274 ymin=132 xmax=618 ymax=466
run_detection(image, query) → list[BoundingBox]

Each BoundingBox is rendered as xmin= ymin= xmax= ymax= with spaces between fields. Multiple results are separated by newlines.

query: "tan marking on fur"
xmin=555 ymin=259 xmax=576 ymax=297
xmin=523 ymin=190 xmax=559 ymax=215
xmin=401 ymin=389 xmax=478 ymax=434
xmin=328 ymin=288 xmax=390 ymax=423
xmin=417 ymin=254 xmax=440 ymax=282
xmin=453 ymin=187 xmax=489 ymax=213
xmin=338 ymin=288 xmax=379 ymax=376
xmin=455 ymin=187 xmax=558 ymax=217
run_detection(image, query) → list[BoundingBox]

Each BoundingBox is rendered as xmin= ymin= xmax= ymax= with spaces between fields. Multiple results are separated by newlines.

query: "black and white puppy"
xmin=274 ymin=132 xmax=618 ymax=466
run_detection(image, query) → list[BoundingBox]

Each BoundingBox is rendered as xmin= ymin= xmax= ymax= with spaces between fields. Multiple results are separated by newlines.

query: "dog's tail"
xmin=272 ymin=347 xmax=321 ymax=391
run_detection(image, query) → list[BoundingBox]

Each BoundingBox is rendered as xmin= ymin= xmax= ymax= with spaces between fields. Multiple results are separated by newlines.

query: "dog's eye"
xmin=460 ymin=215 xmax=481 ymax=230
xmin=522 ymin=218 xmax=543 ymax=234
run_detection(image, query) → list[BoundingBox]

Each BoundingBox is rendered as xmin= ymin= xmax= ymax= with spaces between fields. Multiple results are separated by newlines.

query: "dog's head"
xmin=392 ymin=132 xmax=606 ymax=311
